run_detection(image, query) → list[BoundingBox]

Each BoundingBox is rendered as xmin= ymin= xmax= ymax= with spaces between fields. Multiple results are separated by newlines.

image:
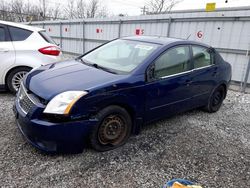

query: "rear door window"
xmin=192 ymin=46 xmax=213 ymax=69
xmin=0 ymin=27 xmax=5 ymax=41
xmin=39 ymin=31 xmax=56 ymax=44
xmin=9 ymin=26 xmax=32 ymax=41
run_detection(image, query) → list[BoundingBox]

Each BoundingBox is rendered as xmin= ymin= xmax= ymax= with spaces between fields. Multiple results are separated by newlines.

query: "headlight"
xmin=43 ymin=91 xmax=88 ymax=115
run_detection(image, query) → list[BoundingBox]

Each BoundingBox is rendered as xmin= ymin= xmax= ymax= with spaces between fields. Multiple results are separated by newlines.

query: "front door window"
xmin=154 ymin=46 xmax=191 ymax=79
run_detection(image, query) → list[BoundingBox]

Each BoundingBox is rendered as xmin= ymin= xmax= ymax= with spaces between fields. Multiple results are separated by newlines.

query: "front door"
xmin=145 ymin=45 xmax=194 ymax=122
xmin=0 ymin=24 xmax=15 ymax=85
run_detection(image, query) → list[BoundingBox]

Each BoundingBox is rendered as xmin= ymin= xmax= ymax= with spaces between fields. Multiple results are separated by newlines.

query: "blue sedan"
xmin=14 ymin=36 xmax=232 ymax=153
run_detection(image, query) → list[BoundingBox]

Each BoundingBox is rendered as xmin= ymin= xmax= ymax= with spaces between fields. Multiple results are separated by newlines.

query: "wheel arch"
xmin=4 ymin=66 xmax=32 ymax=87
xmin=216 ymin=81 xmax=228 ymax=99
xmin=97 ymin=102 xmax=141 ymax=135
xmin=220 ymin=83 xmax=227 ymax=99
xmin=111 ymin=103 xmax=135 ymax=121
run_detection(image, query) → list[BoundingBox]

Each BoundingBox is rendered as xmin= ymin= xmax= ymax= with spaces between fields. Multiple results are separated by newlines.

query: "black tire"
xmin=6 ymin=67 xmax=31 ymax=94
xmin=203 ymin=85 xmax=226 ymax=113
xmin=90 ymin=105 xmax=132 ymax=152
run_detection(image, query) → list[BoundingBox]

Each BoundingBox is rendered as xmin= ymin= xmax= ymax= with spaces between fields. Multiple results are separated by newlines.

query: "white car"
xmin=0 ymin=20 xmax=62 ymax=93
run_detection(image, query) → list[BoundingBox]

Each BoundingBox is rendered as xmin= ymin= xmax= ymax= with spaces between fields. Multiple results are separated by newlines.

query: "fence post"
xmin=82 ymin=20 xmax=85 ymax=54
xmin=59 ymin=22 xmax=63 ymax=50
xmin=242 ymin=54 xmax=250 ymax=93
xmin=118 ymin=20 xmax=122 ymax=38
xmin=167 ymin=16 xmax=172 ymax=37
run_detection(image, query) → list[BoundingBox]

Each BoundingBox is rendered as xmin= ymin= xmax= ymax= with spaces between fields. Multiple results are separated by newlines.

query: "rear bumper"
xmin=14 ymin=99 xmax=97 ymax=153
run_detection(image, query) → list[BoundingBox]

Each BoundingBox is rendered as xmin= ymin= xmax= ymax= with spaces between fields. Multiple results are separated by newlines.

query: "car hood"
xmin=25 ymin=60 xmax=126 ymax=100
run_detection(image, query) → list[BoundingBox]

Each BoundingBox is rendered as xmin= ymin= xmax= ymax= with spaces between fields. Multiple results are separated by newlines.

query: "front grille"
xmin=18 ymin=84 xmax=35 ymax=114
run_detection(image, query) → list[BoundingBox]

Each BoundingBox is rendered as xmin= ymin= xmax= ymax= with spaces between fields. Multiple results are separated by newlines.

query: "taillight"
xmin=38 ymin=46 xmax=61 ymax=56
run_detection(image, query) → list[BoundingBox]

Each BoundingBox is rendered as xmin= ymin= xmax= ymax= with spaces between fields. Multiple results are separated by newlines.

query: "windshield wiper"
xmin=78 ymin=58 xmax=117 ymax=74
xmin=78 ymin=58 xmax=92 ymax=67
xmin=93 ymin=63 xmax=117 ymax=74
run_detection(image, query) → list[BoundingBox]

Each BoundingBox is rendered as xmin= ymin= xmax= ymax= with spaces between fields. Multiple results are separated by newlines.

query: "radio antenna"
xmin=186 ymin=34 xmax=191 ymax=40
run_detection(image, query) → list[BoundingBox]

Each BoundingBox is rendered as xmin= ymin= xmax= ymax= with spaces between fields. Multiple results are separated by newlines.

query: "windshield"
xmin=81 ymin=39 xmax=160 ymax=74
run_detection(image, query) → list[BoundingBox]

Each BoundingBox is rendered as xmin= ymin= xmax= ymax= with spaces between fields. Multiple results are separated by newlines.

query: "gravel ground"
xmin=0 ymin=91 xmax=249 ymax=188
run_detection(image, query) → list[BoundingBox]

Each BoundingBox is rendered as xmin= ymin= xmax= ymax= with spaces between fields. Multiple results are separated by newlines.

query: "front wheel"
xmin=203 ymin=85 xmax=226 ymax=113
xmin=90 ymin=105 xmax=132 ymax=152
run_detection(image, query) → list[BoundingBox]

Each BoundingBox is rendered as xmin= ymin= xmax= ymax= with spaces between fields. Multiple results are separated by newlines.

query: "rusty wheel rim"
xmin=98 ymin=114 xmax=127 ymax=146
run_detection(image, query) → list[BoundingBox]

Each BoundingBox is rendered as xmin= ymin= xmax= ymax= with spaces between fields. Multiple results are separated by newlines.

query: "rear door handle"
xmin=212 ymin=71 xmax=219 ymax=77
xmin=212 ymin=67 xmax=219 ymax=77
xmin=0 ymin=48 xmax=9 ymax=52
xmin=185 ymin=79 xmax=193 ymax=86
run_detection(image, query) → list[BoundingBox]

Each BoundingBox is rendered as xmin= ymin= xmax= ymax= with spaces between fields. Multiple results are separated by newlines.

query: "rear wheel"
xmin=204 ymin=85 xmax=226 ymax=113
xmin=90 ymin=105 xmax=132 ymax=151
xmin=7 ymin=67 xmax=31 ymax=94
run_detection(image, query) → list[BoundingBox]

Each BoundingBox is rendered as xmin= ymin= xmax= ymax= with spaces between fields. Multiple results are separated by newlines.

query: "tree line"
xmin=0 ymin=0 xmax=181 ymax=22
xmin=0 ymin=0 xmax=107 ymax=22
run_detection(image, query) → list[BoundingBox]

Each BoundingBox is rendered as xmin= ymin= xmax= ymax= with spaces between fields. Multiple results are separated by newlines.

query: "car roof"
xmin=122 ymin=36 xmax=183 ymax=45
xmin=122 ymin=36 xmax=211 ymax=48
xmin=0 ymin=20 xmax=45 ymax=32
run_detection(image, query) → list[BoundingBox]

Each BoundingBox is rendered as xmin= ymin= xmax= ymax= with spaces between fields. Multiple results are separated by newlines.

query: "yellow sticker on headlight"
xmin=64 ymin=94 xmax=85 ymax=115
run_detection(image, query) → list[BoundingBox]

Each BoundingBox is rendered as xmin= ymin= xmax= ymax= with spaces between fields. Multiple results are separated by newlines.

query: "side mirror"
xmin=146 ymin=64 xmax=155 ymax=82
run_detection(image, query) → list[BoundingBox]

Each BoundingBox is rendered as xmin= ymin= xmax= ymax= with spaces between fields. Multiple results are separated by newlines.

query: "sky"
xmin=42 ymin=0 xmax=250 ymax=16
xmin=107 ymin=0 xmax=250 ymax=15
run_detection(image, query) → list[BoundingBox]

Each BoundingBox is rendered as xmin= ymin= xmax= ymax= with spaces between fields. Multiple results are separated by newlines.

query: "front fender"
xmin=71 ymin=86 xmax=145 ymax=133
xmin=73 ymin=89 xmax=145 ymax=118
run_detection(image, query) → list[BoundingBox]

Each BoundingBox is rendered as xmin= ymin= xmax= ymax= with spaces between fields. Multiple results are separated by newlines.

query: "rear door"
xmin=189 ymin=45 xmax=218 ymax=106
xmin=0 ymin=24 xmax=15 ymax=85
xmin=145 ymin=45 xmax=194 ymax=121
xmin=8 ymin=26 xmax=33 ymax=58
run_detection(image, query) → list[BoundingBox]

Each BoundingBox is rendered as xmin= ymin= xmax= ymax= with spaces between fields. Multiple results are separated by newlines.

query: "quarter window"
xmin=192 ymin=46 xmax=213 ymax=68
xmin=154 ymin=46 xmax=191 ymax=78
xmin=0 ymin=27 xmax=5 ymax=41
xmin=9 ymin=26 xmax=32 ymax=41
xmin=39 ymin=31 xmax=56 ymax=44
